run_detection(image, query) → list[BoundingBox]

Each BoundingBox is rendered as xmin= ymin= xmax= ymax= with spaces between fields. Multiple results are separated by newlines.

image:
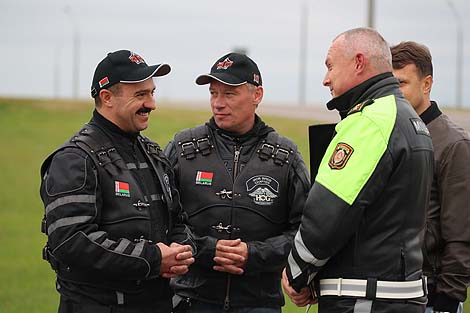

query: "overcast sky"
xmin=0 ymin=0 xmax=469 ymax=107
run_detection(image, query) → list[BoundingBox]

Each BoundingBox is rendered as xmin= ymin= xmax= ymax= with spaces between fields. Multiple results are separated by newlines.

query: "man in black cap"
xmin=165 ymin=52 xmax=310 ymax=312
xmin=39 ymin=50 xmax=195 ymax=313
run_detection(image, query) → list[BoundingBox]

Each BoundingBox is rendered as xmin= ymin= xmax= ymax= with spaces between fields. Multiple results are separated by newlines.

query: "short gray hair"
xmin=335 ymin=27 xmax=392 ymax=72
xmin=246 ymin=83 xmax=257 ymax=93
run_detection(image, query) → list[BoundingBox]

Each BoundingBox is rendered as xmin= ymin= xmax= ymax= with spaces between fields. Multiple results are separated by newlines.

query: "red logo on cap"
xmin=216 ymin=58 xmax=233 ymax=70
xmin=129 ymin=52 xmax=145 ymax=64
xmin=253 ymin=74 xmax=260 ymax=84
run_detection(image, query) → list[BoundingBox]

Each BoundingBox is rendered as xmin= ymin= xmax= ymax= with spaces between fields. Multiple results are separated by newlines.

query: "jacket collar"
xmin=419 ymin=101 xmax=442 ymax=125
xmin=326 ymin=72 xmax=395 ymax=119
xmin=91 ymin=109 xmax=139 ymax=141
xmin=207 ymin=114 xmax=274 ymax=144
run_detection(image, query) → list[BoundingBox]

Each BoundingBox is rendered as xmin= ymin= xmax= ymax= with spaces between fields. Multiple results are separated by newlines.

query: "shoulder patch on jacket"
xmin=328 ymin=142 xmax=354 ymax=170
xmin=410 ymin=118 xmax=430 ymax=137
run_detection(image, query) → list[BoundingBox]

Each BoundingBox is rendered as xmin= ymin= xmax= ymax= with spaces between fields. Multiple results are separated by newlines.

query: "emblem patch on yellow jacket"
xmin=328 ymin=143 xmax=354 ymax=170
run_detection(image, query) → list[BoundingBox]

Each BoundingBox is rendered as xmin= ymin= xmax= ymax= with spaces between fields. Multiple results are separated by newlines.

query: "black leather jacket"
xmin=40 ymin=111 xmax=194 ymax=309
xmin=287 ymin=74 xmax=434 ymax=299
xmin=165 ymin=116 xmax=310 ymax=308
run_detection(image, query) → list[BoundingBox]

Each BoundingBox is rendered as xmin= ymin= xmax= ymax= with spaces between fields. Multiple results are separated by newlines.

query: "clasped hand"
xmin=213 ymin=238 xmax=248 ymax=275
xmin=157 ymin=242 xmax=195 ymax=278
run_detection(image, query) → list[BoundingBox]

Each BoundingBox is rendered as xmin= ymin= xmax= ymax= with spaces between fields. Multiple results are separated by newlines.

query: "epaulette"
xmin=347 ymin=99 xmax=375 ymax=116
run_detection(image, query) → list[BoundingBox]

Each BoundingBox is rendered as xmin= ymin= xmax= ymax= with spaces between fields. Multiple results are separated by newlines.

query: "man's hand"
xmin=157 ymin=242 xmax=194 ymax=278
xmin=213 ymin=239 xmax=248 ymax=275
xmin=282 ymin=268 xmax=317 ymax=307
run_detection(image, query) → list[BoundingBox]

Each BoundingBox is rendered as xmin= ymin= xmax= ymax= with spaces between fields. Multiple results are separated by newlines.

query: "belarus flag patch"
xmin=195 ymin=171 xmax=213 ymax=186
xmin=99 ymin=77 xmax=110 ymax=88
xmin=115 ymin=181 xmax=130 ymax=197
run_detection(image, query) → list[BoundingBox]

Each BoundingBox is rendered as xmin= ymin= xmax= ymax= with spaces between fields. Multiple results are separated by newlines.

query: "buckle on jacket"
xmin=273 ymin=147 xmax=290 ymax=166
xmin=258 ymin=143 xmax=275 ymax=160
xmin=180 ymin=142 xmax=196 ymax=160
xmin=211 ymin=222 xmax=240 ymax=234
xmin=196 ymin=137 xmax=212 ymax=156
xmin=216 ymin=189 xmax=233 ymax=199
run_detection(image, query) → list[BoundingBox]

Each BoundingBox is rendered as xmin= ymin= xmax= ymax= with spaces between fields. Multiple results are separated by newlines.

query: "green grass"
xmin=0 ymin=97 xmax=467 ymax=313
xmin=0 ymin=98 xmax=312 ymax=313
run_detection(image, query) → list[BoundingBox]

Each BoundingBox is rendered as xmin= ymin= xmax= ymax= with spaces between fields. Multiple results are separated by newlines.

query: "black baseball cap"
xmin=195 ymin=52 xmax=262 ymax=87
xmin=91 ymin=50 xmax=171 ymax=98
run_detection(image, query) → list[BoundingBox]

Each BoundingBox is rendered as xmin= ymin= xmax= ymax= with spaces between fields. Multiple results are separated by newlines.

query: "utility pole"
xmin=65 ymin=4 xmax=80 ymax=99
xmin=232 ymin=47 xmax=248 ymax=55
xmin=446 ymin=0 xmax=463 ymax=108
xmin=72 ymin=27 xmax=80 ymax=99
xmin=54 ymin=44 xmax=61 ymax=98
xmin=367 ymin=0 xmax=375 ymax=28
xmin=298 ymin=2 xmax=308 ymax=106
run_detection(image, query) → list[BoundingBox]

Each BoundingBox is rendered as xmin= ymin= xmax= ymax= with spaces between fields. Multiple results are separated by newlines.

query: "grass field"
xmin=0 ymin=97 xmax=313 ymax=313
xmin=0 ymin=97 xmax=467 ymax=313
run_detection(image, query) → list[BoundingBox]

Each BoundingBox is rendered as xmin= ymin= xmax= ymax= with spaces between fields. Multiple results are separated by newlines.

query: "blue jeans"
xmin=425 ymin=302 xmax=463 ymax=313
xmin=180 ymin=300 xmax=281 ymax=313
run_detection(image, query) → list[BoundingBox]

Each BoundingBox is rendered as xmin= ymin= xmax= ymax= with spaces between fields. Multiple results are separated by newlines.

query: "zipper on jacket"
xmin=223 ymin=145 xmax=242 ymax=312
xmin=233 ymin=146 xmax=241 ymax=180
xmin=223 ymin=277 xmax=231 ymax=311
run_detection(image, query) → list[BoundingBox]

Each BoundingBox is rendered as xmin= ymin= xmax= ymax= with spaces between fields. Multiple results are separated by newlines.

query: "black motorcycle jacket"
xmin=40 ymin=110 xmax=194 ymax=307
xmin=287 ymin=73 xmax=434 ymax=299
xmin=165 ymin=116 xmax=310 ymax=308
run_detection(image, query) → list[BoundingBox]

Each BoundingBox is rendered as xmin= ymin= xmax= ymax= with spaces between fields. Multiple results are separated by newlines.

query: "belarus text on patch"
xmin=195 ymin=171 xmax=214 ymax=186
xmin=115 ymin=181 xmax=131 ymax=197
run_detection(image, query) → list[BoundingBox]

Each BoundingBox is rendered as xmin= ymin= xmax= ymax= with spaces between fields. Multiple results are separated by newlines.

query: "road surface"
xmin=162 ymin=101 xmax=470 ymax=132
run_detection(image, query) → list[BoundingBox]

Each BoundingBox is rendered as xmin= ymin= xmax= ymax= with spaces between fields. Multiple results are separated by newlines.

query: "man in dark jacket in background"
xmin=165 ymin=52 xmax=310 ymax=312
xmin=392 ymin=41 xmax=470 ymax=313
xmin=283 ymin=28 xmax=434 ymax=313
xmin=40 ymin=50 xmax=195 ymax=313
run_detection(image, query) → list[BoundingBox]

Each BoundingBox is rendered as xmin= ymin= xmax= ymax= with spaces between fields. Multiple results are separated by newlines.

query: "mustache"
xmin=137 ymin=107 xmax=152 ymax=114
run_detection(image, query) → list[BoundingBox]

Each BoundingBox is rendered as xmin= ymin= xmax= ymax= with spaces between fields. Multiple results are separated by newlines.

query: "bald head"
xmin=335 ymin=28 xmax=392 ymax=73
xmin=323 ymin=28 xmax=392 ymax=98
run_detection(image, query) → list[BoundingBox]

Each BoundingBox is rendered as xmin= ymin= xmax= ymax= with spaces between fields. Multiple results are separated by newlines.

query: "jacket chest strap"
xmin=178 ymin=136 xmax=213 ymax=160
xmin=257 ymin=142 xmax=293 ymax=166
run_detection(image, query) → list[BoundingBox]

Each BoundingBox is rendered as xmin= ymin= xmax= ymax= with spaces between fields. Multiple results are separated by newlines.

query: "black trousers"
xmin=58 ymin=295 xmax=172 ymax=313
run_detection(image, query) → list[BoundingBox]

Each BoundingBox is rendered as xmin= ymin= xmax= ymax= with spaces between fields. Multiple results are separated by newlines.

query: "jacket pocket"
xmin=424 ymin=224 xmax=441 ymax=274
xmin=400 ymin=247 xmax=406 ymax=279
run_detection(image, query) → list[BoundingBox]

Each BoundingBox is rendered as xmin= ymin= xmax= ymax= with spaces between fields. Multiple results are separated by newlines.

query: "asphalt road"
xmin=164 ymin=101 xmax=470 ymax=132
xmin=258 ymin=104 xmax=470 ymax=132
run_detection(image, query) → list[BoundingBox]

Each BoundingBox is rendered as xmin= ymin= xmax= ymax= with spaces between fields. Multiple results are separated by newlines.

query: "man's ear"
xmin=422 ymin=75 xmax=433 ymax=96
xmin=99 ymin=89 xmax=113 ymax=108
xmin=253 ymin=86 xmax=264 ymax=108
xmin=354 ymin=53 xmax=366 ymax=72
